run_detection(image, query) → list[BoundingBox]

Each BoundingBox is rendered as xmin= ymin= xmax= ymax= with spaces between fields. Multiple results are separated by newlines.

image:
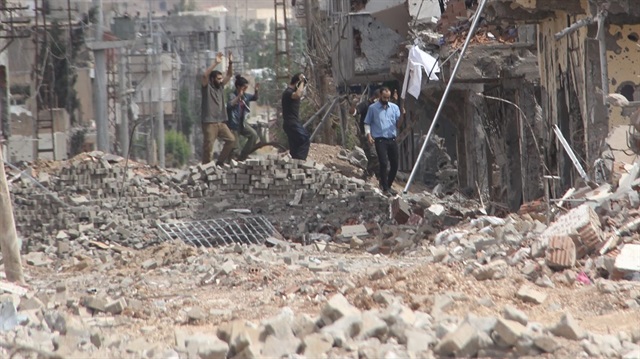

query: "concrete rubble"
xmin=1 ymin=150 xmax=640 ymax=358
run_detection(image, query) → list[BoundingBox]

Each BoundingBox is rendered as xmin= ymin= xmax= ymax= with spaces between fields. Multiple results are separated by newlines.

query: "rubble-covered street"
xmin=2 ymin=143 xmax=640 ymax=358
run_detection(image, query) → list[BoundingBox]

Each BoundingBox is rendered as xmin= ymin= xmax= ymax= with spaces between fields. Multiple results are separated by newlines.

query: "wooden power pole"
xmin=0 ymin=146 xmax=25 ymax=284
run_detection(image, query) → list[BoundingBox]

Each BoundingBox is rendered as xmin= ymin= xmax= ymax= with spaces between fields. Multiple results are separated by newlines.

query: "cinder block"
xmin=391 ymin=197 xmax=411 ymax=224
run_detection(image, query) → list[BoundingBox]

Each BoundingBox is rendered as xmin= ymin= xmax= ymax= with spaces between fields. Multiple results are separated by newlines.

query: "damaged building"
xmin=325 ymin=0 xmax=640 ymax=211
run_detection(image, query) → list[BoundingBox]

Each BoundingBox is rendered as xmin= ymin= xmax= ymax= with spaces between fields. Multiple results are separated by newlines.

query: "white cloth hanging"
xmin=401 ymin=46 xmax=440 ymax=100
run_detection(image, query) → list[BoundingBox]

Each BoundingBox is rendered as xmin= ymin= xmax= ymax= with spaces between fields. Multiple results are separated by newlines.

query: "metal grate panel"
xmin=158 ymin=216 xmax=278 ymax=247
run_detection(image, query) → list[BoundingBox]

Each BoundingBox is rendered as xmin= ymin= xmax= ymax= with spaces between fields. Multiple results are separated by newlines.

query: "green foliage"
xmin=165 ymin=130 xmax=191 ymax=167
xmin=178 ymin=86 xmax=195 ymax=137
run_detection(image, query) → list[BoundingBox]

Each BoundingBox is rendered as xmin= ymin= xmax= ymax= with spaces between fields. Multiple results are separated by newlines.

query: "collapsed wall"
xmin=9 ymin=152 xmax=388 ymax=250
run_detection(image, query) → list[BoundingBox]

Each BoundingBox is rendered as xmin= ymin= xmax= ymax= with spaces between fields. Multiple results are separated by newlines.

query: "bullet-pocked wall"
xmin=607 ymin=24 xmax=640 ymax=128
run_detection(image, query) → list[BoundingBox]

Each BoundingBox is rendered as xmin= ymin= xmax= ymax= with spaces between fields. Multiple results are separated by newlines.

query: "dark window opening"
xmin=350 ymin=0 xmax=368 ymax=12
xmin=353 ymin=29 xmax=363 ymax=56
xmin=620 ymin=84 xmax=635 ymax=102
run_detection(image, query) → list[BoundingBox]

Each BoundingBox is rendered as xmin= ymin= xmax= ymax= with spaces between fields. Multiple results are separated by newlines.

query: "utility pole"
xmin=119 ymin=50 xmax=129 ymax=158
xmin=0 ymin=147 xmax=25 ymax=284
xmin=93 ymin=0 xmax=108 ymax=152
xmin=154 ymin=33 xmax=165 ymax=167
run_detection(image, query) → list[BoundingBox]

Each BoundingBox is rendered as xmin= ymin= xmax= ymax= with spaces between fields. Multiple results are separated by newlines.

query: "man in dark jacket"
xmin=227 ymin=75 xmax=260 ymax=160
xmin=281 ymin=73 xmax=310 ymax=160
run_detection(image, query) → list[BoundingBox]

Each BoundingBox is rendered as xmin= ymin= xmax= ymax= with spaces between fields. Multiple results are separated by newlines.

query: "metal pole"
xmin=93 ymin=0 xmax=108 ymax=152
xmin=154 ymin=34 xmax=165 ymax=167
xmin=310 ymin=98 xmax=338 ymax=142
xmin=403 ymin=0 xmax=489 ymax=194
xmin=119 ymin=49 xmax=129 ymax=158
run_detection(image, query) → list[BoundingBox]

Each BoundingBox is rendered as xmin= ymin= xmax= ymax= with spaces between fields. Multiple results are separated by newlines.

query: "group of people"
xmin=200 ymin=51 xmax=260 ymax=166
xmin=200 ymin=52 xmax=403 ymax=195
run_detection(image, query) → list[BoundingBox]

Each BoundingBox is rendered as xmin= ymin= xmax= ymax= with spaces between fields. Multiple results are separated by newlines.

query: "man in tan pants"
xmin=201 ymin=51 xmax=235 ymax=165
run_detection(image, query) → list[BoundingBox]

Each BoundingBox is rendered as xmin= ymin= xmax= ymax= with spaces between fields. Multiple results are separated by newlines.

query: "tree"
xmin=178 ymin=86 xmax=195 ymax=137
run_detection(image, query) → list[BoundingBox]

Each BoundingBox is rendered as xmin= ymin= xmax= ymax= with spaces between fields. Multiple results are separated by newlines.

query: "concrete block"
xmin=471 ymin=259 xmax=508 ymax=281
xmin=533 ymin=335 xmax=559 ymax=353
xmin=406 ymin=329 xmax=436 ymax=354
xmin=358 ymin=310 xmax=388 ymax=340
xmin=105 ymin=298 xmax=127 ymax=315
xmin=340 ymin=224 xmax=368 ymax=238
xmin=321 ymin=294 xmax=361 ymax=326
xmin=434 ymin=323 xmax=480 ymax=357
xmin=185 ymin=334 xmax=229 ymax=359
xmin=301 ymin=332 xmax=333 ymax=357
xmin=291 ymin=314 xmax=317 ymax=338
xmin=516 ymin=285 xmax=547 ymax=305
xmin=320 ymin=315 xmax=363 ymax=347
xmin=391 ymin=197 xmax=411 ymax=224
xmin=549 ymin=313 xmax=586 ymax=340
xmin=615 ymin=244 xmax=640 ymax=272
xmin=261 ymin=336 xmax=301 ymax=358
xmin=494 ymin=318 xmax=527 ymax=346
xmin=503 ymin=305 xmax=528 ymax=326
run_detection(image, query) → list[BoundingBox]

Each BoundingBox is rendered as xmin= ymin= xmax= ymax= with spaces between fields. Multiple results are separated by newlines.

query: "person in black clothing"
xmin=350 ymin=89 xmax=380 ymax=178
xmin=282 ymin=73 xmax=310 ymax=160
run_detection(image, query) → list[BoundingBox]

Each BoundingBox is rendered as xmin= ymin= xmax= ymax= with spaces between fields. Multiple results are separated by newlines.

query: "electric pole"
xmin=0 ymin=147 xmax=25 ymax=284
xmin=154 ymin=33 xmax=165 ymax=167
xmin=93 ymin=0 xmax=108 ymax=152
xmin=119 ymin=50 xmax=129 ymax=158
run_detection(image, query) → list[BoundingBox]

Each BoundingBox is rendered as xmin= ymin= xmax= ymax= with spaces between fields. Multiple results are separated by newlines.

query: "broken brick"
xmin=545 ymin=235 xmax=576 ymax=269
xmin=391 ymin=197 xmax=411 ymax=224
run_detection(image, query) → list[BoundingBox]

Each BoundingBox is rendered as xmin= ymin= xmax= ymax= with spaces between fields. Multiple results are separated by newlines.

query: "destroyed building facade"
xmin=323 ymin=0 xmax=640 ymax=211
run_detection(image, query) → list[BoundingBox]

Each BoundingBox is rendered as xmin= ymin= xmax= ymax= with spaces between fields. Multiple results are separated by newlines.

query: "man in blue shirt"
xmin=364 ymin=87 xmax=402 ymax=195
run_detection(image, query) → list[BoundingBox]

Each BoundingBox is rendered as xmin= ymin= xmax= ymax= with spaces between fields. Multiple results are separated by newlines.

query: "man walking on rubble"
xmin=364 ymin=87 xmax=402 ymax=195
xmin=227 ymin=74 xmax=260 ymax=161
xmin=350 ymin=89 xmax=381 ymax=179
xmin=200 ymin=51 xmax=235 ymax=166
xmin=282 ymin=73 xmax=311 ymax=160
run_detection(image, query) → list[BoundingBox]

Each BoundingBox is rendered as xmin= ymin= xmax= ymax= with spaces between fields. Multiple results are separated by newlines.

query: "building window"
xmin=619 ymin=83 xmax=635 ymax=102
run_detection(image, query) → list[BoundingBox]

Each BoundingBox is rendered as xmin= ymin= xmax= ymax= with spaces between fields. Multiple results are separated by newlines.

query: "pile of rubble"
xmin=0 ymin=235 xmax=639 ymax=359
xmin=7 ymin=151 xmax=376 ymax=247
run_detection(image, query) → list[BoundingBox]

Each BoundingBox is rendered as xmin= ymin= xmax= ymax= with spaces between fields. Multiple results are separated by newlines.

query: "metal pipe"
xmin=310 ymin=97 xmax=339 ymax=142
xmin=403 ymin=0 xmax=489 ymax=194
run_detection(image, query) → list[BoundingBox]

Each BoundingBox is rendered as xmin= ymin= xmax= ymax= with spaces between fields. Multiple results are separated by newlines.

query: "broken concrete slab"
xmin=320 ymin=315 xmax=363 ymax=347
xmin=320 ymin=294 xmax=361 ymax=326
xmin=516 ymin=285 xmax=547 ymax=305
xmin=614 ymin=244 xmax=640 ymax=272
xmin=549 ymin=313 xmax=586 ymax=340
xmin=340 ymin=224 xmax=368 ymax=238
xmin=494 ymin=318 xmax=527 ymax=346
xmin=185 ymin=334 xmax=229 ymax=359
xmin=301 ymin=332 xmax=333 ymax=357
xmin=434 ymin=322 xmax=480 ymax=357
xmin=503 ymin=305 xmax=528 ymax=326
xmin=358 ymin=310 xmax=388 ymax=340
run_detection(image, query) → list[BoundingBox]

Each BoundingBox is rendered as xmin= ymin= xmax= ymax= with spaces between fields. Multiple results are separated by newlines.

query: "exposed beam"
xmin=554 ymin=16 xmax=595 ymax=40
